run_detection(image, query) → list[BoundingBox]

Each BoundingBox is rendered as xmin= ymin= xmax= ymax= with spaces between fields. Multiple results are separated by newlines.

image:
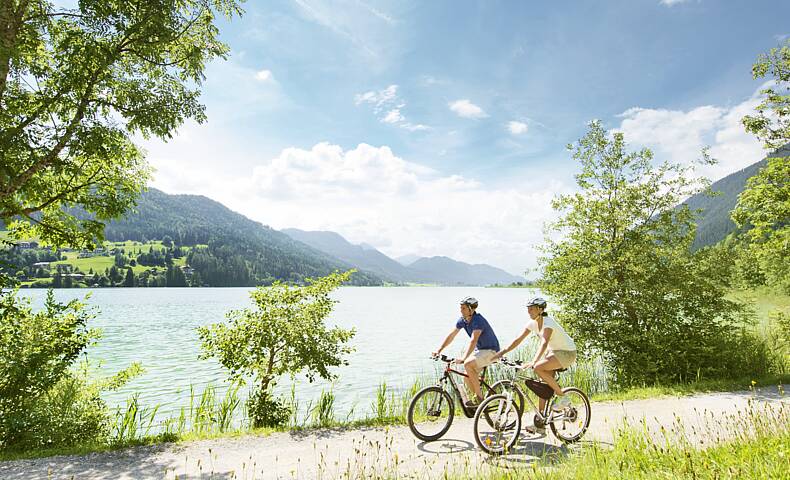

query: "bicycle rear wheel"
xmin=548 ymin=387 xmax=590 ymax=443
xmin=407 ymin=386 xmax=455 ymax=441
xmin=473 ymin=394 xmax=522 ymax=455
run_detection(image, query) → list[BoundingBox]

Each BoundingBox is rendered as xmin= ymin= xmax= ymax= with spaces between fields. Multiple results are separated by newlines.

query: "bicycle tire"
xmin=548 ymin=387 xmax=591 ymax=443
xmin=407 ymin=386 xmax=455 ymax=441
xmin=473 ymin=394 xmax=522 ymax=455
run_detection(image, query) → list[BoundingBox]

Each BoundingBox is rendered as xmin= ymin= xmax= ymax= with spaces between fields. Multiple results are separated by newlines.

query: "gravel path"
xmin=1 ymin=386 xmax=786 ymax=480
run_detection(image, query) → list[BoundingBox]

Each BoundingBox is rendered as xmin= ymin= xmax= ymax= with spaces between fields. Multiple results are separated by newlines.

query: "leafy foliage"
xmin=0 ymin=290 xmax=96 ymax=447
xmin=733 ymin=40 xmax=790 ymax=293
xmin=198 ymin=271 xmax=356 ymax=427
xmin=539 ymin=122 xmax=750 ymax=386
xmin=0 ymin=0 xmax=241 ymax=258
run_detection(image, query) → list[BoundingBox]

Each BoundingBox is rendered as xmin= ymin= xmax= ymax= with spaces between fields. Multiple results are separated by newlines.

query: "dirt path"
xmin=1 ymin=386 xmax=786 ymax=480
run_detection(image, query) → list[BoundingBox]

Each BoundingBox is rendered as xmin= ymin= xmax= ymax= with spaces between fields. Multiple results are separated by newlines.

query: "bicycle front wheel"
xmin=473 ymin=394 xmax=522 ymax=455
xmin=407 ymin=386 xmax=455 ymax=441
xmin=548 ymin=387 xmax=591 ymax=443
xmin=485 ymin=381 xmax=524 ymax=429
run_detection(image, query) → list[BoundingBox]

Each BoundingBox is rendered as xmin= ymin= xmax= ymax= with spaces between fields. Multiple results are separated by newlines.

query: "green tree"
xmin=123 ymin=268 xmax=135 ymax=287
xmin=198 ymin=271 xmax=356 ymax=427
xmin=734 ymin=40 xmax=790 ymax=293
xmin=0 ymin=0 xmax=242 ymax=258
xmin=539 ymin=122 xmax=748 ymax=386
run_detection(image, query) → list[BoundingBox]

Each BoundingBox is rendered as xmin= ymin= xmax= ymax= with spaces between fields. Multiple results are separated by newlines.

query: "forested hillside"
xmin=102 ymin=189 xmax=382 ymax=286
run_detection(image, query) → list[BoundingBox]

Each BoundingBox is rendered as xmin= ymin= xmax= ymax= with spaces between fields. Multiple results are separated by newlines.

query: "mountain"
xmin=686 ymin=145 xmax=786 ymax=250
xmin=282 ymin=229 xmax=525 ymax=285
xmin=395 ymin=254 xmax=422 ymax=266
xmin=282 ymin=229 xmax=415 ymax=282
xmin=408 ymin=256 xmax=525 ymax=286
xmin=102 ymin=189 xmax=382 ymax=286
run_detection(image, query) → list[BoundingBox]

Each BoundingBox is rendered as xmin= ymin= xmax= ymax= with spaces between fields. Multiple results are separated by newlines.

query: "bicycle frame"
xmin=436 ymin=362 xmax=494 ymax=418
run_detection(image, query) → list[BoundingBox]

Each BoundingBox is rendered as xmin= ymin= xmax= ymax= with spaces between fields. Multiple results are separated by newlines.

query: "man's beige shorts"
xmin=470 ymin=349 xmax=498 ymax=368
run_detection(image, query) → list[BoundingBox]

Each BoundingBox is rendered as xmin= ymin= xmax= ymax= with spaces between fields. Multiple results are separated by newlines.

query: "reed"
xmin=311 ymin=388 xmax=336 ymax=427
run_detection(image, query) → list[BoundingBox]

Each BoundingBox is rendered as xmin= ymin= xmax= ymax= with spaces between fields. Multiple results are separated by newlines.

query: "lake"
xmin=20 ymin=287 xmax=541 ymax=425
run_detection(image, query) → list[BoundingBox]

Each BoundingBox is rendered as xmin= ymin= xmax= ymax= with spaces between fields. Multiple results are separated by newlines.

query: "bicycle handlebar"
xmin=498 ymin=356 xmax=523 ymax=368
xmin=431 ymin=354 xmax=454 ymax=363
xmin=430 ymin=354 xmax=523 ymax=368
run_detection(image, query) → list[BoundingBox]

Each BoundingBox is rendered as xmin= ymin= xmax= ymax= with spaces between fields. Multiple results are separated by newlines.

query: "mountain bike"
xmin=407 ymin=354 xmax=525 ymax=441
xmin=473 ymin=357 xmax=591 ymax=455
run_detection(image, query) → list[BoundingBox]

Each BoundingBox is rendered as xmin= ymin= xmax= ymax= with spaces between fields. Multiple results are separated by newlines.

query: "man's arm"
xmin=492 ymin=327 xmax=531 ymax=360
xmin=460 ymin=329 xmax=482 ymax=363
xmin=433 ymin=328 xmax=461 ymax=357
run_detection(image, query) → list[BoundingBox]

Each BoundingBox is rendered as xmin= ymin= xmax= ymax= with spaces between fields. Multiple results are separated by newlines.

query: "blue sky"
xmin=144 ymin=0 xmax=790 ymax=276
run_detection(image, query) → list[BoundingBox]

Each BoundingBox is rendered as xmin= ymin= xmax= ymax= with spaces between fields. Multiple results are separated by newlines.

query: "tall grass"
xmin=311 ymin=388 xmax=336 ymax=427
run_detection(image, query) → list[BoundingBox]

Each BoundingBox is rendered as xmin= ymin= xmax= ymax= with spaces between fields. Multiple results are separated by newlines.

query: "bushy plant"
xmin=0 ymin=290 xmax=98 ymax=447
xmin=199 ymin=271 xmax=356 ymax=428
xmin=0 ymin=291 xmax=141 ymax=450
xmin=540 ymin=122 xmax=749 ymax=386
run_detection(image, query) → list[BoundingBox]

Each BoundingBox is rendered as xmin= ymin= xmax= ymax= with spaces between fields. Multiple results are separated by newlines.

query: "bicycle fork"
xmin=492 ymin=391 xmax=516 ymax=429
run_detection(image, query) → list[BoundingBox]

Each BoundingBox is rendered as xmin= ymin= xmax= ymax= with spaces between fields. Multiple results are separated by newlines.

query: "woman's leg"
xmin=533 ymin=355 xmax=565 ymax=396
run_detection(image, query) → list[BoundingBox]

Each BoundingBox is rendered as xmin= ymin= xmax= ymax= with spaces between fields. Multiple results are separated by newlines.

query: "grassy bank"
xmin=457 ymin=399 xmax=789 ymax=480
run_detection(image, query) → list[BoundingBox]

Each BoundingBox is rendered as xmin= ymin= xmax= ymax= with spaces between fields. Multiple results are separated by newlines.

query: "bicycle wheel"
xmin=407 ymin=386 xmax=455 ymax=441
xmin=485 ymin=381 xmax=525 ymax=429
xmin=473 ymin=394 xmax=522 ymax=455
xmin=548 ymin=387 xmax=591 ymax=443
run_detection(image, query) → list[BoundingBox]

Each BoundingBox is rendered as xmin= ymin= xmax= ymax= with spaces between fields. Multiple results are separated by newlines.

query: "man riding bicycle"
xmin=432 ymin=297 xmax=501 ymax=408
xmin=492 ymin=297 xmax=576 ymax=432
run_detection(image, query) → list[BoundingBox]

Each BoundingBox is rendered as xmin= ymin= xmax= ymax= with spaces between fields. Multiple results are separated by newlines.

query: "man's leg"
xmin=533 ymin=355 xmax=564 ymax=396
xmin=463 ymin=358 xmax=483 ymax=401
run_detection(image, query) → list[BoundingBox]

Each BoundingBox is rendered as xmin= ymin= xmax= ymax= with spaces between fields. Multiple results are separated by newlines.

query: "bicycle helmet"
xmin=526 ymin=297 xmax=547 ymax=308
xmin=459 ymin=296 xmax=479 ymax=308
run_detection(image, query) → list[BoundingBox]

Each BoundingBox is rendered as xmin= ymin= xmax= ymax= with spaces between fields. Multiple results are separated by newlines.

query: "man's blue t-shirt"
xmin=456 ymin=313 xmax=500 ymax=352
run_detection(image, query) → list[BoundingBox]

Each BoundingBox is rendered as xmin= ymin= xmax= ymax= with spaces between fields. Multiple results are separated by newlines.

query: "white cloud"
xmin=616 ymin=86 xmax=768 ymax=181
xmin=254 ymin=69 xmax=273 ymax=82
xmin=660 ymin=0 xmax=692 ymax=6
xmin=355 ymin=84 xmax=398 ymax=109
xmin=507 ymin=121 xmax=529 ymax=135
xmin=355 ymin=85 xmax=429 ymax=132
xmin=149 ymin=141 xmax=564 ymax=275
xmin=381 ymin=108 xmax=404 ymax=124
xmin=402 ymin=123 xmax=430 ymax=132
xmin=449 ymin=99 xmax=488 ymax=119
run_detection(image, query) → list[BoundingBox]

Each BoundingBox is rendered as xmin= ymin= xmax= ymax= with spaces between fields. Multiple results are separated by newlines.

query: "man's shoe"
xmin=464 ymin=399 xmax=482 ymax=409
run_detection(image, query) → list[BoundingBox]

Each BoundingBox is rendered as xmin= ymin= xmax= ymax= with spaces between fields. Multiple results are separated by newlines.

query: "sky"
xmin=141 ymin=0 xmax=790 ymax=277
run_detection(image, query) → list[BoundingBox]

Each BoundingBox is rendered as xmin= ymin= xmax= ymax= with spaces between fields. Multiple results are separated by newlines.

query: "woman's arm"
xmin=492 ymin=327 xmax=531 ymax=360
xmin=529 ymin=327 xmax=553 ymax=367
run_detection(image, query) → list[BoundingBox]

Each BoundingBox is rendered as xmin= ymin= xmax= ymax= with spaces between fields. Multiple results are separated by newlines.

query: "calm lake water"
xmin=21 ymin=287 xmax=540 ymax=424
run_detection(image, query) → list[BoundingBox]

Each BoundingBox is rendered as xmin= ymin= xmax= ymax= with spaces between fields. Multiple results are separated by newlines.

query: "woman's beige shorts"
xmin=550 ymin=349 xmax=577 ymax=368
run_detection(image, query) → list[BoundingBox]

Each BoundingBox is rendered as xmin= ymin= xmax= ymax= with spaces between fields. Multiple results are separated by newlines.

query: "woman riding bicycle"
xmin=492 ymin=297 xmax=576 ymax=429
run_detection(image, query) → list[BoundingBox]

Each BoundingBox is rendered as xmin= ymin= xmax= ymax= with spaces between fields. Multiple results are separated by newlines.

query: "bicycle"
xmin=473 ymin=357 xmax=591 ymax=455
xmin=407 ymin=354 xmax=525 ymax=441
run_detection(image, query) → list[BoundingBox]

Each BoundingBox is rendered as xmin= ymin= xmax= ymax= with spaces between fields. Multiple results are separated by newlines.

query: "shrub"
xmin=246 ymin=390 xmax=293 ymax=428
xmin=199 ymin=271 xmax=355 ymax=427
